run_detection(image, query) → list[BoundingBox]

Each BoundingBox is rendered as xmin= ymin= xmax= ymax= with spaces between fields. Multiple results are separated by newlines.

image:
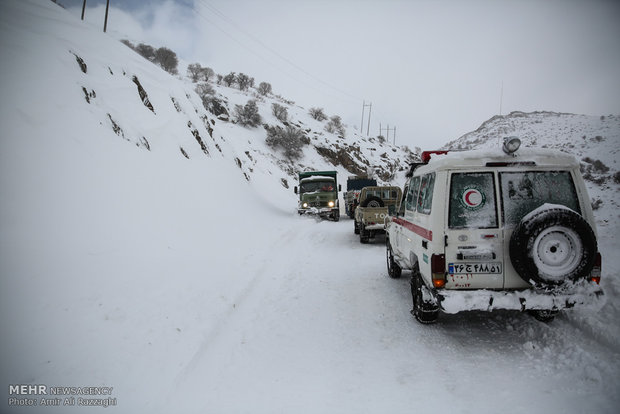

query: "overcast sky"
xmin=61 ymin=0 xmax=620 ymax=150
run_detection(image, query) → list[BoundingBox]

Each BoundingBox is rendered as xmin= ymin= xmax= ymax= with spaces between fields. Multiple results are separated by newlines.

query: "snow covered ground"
xmin=1 ymin=1 xmax=619 ymax=413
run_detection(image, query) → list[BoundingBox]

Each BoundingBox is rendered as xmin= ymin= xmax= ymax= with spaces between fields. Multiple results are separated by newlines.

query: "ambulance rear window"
xmin=500 ymin=171 xmax=580 ymax=225
xmin=449 ymin=172 xmax=498 ymax=229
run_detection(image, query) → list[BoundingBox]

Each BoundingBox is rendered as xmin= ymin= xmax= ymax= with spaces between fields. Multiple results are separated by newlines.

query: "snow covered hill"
xmin=2 ymin=0 xmax=414 ymax=195
xmin=443 ymin=111 xmax=620 ymax=225
xmin=1 ymin=1 xmax=619 ymax=414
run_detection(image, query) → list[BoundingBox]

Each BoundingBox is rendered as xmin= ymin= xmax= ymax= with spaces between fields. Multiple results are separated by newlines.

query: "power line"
xmin=194 ymin=0 xmax=363 ymax=105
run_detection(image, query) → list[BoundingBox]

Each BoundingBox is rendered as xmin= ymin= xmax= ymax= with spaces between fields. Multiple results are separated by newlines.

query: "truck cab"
xmin=343 ymin=176 xmax=377 ymax=218
xmin=294 ymin=171 xmax=341 ymax=221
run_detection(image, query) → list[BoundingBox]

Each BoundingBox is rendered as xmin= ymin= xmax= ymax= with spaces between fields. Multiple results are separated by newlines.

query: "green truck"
xmin=294 ymin=171 xmax=341 ymax=221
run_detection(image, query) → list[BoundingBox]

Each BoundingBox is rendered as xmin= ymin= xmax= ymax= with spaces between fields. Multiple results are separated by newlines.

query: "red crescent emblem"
xmin=463 ymin=189 xmax=482 ymax=207
xmin=465 ymin=190 xmax=476 ymax=206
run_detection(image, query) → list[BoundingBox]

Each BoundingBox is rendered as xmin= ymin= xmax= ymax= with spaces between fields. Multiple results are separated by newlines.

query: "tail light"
xmin=590 ymin=252 xmax=601 ymax=284
xmin=431 ymin=254 xmax=446 ymax=288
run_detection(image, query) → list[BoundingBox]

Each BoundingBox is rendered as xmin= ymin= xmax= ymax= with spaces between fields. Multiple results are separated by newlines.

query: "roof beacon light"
xmin=502 ymin=137 xmax=521 ymax=155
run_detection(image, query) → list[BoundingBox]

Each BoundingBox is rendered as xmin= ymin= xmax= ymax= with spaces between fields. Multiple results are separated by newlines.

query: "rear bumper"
xmin=436 ymin=281 xmax=604 ymax=314
xmin=362 ymin=223 xmax=385 ymax=231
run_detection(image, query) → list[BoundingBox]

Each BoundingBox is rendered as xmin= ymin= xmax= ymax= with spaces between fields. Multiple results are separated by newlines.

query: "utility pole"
xmin=103 ymin=0 xmax=110 ymax=33
xmin=366 ymin=102 xmax=372 ymax=136
xmin=499 ymin=80 xmax=503 ymax=115
xmin=360 ymin=101 xmax=372 ymax=136
xmin=379 ymin=124 xmax=396 ymax=144
xmin=81 ymin=0 xmax=86 ymax=20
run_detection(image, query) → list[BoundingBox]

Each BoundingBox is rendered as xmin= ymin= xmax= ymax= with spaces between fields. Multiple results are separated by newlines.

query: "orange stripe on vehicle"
xmin=393 ymin=218 xmax=433 ymax=241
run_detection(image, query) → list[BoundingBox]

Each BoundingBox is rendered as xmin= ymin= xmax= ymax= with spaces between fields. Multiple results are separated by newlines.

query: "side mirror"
xmin=338 ymin=184 xmax=342 ymax=191
xmin=294 ymin=186 xmax=298 ymax=194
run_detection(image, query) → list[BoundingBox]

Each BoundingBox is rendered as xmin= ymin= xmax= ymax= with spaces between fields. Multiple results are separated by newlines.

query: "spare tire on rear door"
xmin=360 ymin=195 xmax=384 ymax=208
xmin=509 ymin=206 xmax=597 ymax=286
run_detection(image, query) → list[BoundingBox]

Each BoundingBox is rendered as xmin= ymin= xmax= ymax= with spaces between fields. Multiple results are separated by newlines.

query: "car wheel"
xmin=528 ymin=309 xmax=558 ymax=322
xmin=509 ymin=207 xmax=597 ymax=286
xmin=386 ymin=239 xmax=402 ymax=279
xmin=354 ymin=220 xmax=360 ymax=234
xmin=411 ymin=263 xmax=438 ymax=324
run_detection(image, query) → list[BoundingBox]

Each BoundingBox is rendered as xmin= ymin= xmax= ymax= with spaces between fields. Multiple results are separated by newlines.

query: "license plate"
xmin=448 ymin=262 xmax=502 ymax=274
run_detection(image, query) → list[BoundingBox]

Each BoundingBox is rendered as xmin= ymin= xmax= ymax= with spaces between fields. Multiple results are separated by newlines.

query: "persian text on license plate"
xmin=448 ymin=262 xmax=502 ymax=274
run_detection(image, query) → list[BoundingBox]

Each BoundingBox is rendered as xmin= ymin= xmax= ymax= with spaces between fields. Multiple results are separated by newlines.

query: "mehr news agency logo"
xmin=8 ymin=384 xmax=117 ymax=408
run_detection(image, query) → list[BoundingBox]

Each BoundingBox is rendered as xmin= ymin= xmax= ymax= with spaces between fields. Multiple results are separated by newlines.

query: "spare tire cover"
xmin=509 ymin=206 xmax=597 ymax=286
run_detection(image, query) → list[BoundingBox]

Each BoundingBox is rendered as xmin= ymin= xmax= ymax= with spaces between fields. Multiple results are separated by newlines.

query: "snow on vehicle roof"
xmin=301 ymin=176 xmax=336 ymax=182
xmin=417 ymin=147 xmax=579 ymax=173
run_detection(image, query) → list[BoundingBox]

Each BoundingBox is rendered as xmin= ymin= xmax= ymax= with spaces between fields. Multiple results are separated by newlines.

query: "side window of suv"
xmin=405 ymin=176 xmax=421 ymax=211
xmin=449 ymin=172 xmax=498 ymax=228
xmin=417 ymin=173 xmax=435 ymax=215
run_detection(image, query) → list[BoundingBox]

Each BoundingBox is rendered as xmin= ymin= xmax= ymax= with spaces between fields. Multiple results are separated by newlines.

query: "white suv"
xmin=385 ymin=138 xmax=603 ymax=323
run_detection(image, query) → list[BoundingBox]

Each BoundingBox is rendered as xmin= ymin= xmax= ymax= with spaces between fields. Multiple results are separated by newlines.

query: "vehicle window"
xmin=417 ymin=173 xmax=435 ymax=215
xmin=449 ymin=172 xmax=498 ymax=229
xmin=500 ymin=171 xmax=580 ymax=225
xmin=405 ymin=176 xmax=420 ymax=211
xmin=398 ymin=185 xmax=409 ymax=215
xmin=300 ymin=180 xmax=334 ymax=193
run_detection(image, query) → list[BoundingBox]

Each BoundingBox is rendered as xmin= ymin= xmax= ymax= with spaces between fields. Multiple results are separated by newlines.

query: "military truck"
xmin=343 ymin=175 xmax=377 ymax=219
xmin=294 ymin=171 xmax=341 ymax=221
xmin=354 ymin=185 xmax=402 ymax=243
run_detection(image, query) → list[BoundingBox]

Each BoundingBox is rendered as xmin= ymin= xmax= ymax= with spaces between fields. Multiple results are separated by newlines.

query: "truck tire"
xmin=509 ymin=207 xmax=597 ymax=286
xmin=386 ymin=239 xmax=402 ymax=279
xmin=360 ymin=224 xmax=369 ymax=244
xmin=411 ymin=263 xmax=439 ymax=324
xmin=528 ymin=309 xmax=558 ymax=322
xmin=360 ymin=195 xmax=384 ymax=208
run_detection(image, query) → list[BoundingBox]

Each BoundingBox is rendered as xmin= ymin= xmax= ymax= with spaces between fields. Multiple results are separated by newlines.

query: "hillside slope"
xmin=2 ymin=0 xmax=414 ymax=196
xmin=443 ymin=111 xmax=620 ymax=224
xmin=2 ymin=2 xmax=619 ymax=414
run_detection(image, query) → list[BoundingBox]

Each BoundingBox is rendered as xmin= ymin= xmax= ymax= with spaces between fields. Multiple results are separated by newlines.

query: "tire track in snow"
xmin=170 ymin=218 xmax=318 ymax=388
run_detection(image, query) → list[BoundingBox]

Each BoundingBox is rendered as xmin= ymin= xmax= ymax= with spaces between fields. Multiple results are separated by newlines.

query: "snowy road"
xmin=168 ymin=217 xmax=620 ymax=414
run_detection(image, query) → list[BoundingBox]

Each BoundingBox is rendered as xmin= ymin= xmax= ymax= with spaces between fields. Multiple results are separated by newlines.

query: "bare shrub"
xmin=325 ymin=115 xmax=345 ymax=136
xmin=309 ymin=107 xmax=327 ymax=121
xmin=234 ymin=99 xmax=261 ymax=127
xmin=258 ymin=82 xmax=272 ymax=95
xmin=265 ymin=124 xmax=309 ymax=160
xmin=271 ymin=103 xmax=288 ymax=122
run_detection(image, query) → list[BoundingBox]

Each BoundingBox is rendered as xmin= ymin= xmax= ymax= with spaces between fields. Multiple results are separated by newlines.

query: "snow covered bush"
xmin=187 ymin=63 xmax=203 ymax=82
xmin=258 ymin=82 xmax=272 ymax=96
xmin=154 ymin=47 xmax=178 ymax=75
xmin=236 ymin=73 xmax=254 ymax=91
xmin=309 ymin=107 xmax=327 ymax=121
xmin=234 ymin=99 xmax=261 ymax=127
xmin=135 ymin=43 xmax=155 ymax=61
xmin=201 ymin=67 xmax=215 ymax=82
xmin=188 ymin=64 xmax=215 ymax=83
xmin=195 ymin=82 xmax=216 ymax=111
xmin=325 ymin=115 xmax=345 ymax=137
xmin=271 ymin=103 xmax=288 ymax=122
xmin=223 ymin=72 xmax=236 ymax=87
xmin=265 ymin=124 xmax=309 ymax=160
